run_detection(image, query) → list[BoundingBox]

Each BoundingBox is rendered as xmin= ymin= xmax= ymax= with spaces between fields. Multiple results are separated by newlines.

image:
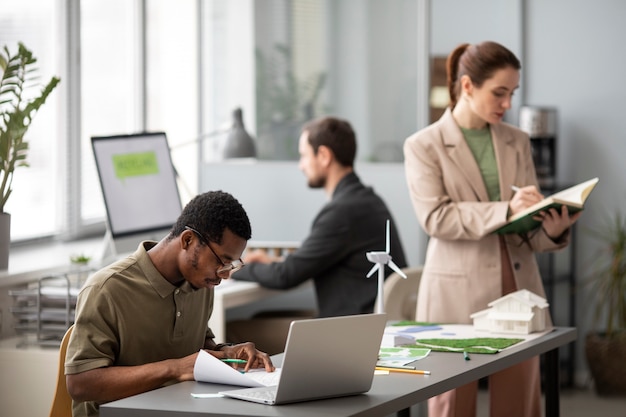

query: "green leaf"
xmin=0 ymin=42 xmax=60 ymax=213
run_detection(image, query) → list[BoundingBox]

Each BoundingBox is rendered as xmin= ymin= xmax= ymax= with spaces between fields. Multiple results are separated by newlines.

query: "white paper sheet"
xmin=193 ymin=349 xmax=281 ymax=387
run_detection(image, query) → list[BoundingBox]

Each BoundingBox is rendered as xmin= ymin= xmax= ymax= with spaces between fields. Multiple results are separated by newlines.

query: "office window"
xmin=81 ymin=0 xmax=140 ymax=223
xmin=145 ymin=0 xmax=199 ymax=201
xmin=82 ymin=0 xmax=200 ymax=224
xmin=0 ymin=0 xmax=63 ymax=240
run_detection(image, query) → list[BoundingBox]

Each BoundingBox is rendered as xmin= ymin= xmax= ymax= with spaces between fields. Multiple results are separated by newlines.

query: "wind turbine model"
xmin=366 ymin=219 xmax=407 ymax=314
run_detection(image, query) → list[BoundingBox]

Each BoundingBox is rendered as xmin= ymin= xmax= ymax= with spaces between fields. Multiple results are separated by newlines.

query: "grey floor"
xmin=479 ymin=387 xmax=626 ymax=417
xmin=392 ymin=387 xmax=626 ymax=417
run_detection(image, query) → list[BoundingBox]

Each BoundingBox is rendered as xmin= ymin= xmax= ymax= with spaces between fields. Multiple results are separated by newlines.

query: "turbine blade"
xmin=388 ymin=261 xmax=407 ymax=278
xmin=385 ymin=219 xmax=390 ymax=253
xmin=366 ymin=264 xmax=379 ymax=278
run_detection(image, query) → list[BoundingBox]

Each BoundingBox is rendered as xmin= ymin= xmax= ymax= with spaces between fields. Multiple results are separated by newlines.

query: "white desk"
xmin=101 ymin=327 xmax=577 ymax=417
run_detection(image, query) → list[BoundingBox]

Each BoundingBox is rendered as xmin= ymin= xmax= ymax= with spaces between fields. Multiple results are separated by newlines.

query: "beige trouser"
xmin=428 ymin=356 xmax=542 ymax=417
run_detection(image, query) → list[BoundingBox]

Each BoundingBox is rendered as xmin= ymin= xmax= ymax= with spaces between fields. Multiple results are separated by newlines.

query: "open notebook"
xmin=218 ymin=313 xmax=387 ymax=405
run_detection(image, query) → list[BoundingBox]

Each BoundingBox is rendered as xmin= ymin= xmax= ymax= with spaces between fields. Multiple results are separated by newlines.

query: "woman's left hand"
xmin=539 ymin=205 xmax=582 ymax=240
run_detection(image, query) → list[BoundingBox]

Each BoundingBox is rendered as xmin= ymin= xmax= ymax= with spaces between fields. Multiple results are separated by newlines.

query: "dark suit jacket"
xmin=233 ymin=172 xmax=407 ymax=317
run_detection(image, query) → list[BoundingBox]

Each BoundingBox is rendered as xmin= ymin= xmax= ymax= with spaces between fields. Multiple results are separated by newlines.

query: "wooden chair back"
xmin=48 ymin=324 xmax=74 ymax=417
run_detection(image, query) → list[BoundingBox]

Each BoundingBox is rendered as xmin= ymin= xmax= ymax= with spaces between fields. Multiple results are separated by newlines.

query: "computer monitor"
xmin=91 ymin=132 xmax=182 ymax=259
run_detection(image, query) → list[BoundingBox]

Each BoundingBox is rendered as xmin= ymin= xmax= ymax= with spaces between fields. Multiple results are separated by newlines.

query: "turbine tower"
xmin=366 ymin=219 xmax=406 ymax=314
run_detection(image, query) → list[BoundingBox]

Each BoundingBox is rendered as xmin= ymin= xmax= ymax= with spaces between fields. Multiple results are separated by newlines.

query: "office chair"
xmin=381 ymin=266 xmax=423 ymax=321
xmin=49 ymin=324 xmax=74 ymax=417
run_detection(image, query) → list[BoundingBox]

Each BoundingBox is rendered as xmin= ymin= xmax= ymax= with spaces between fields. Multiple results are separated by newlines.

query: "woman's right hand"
xmin=509 ymin=185 xmax=544 ymax=216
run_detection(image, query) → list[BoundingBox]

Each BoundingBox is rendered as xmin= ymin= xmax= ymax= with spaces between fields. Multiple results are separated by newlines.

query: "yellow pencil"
xmin=375 ymin=367 xmax=430 ymax=375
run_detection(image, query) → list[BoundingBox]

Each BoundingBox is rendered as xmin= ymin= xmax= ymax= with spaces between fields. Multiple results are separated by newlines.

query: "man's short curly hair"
xmin=169 ymin=190 xmax=251 ymax=244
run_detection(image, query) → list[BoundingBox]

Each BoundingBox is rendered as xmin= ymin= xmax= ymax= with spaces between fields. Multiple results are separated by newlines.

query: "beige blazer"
xmin=403 ymin=108 xmax=567 ymax=323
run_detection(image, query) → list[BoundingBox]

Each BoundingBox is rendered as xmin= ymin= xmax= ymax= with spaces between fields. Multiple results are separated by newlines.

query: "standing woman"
xmin=403 ymin=41 xmax=580 ymax=417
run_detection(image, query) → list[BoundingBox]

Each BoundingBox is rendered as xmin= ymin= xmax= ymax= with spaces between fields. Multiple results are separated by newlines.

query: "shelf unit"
xmin=9 ymin=266 xmax=94 ymax=347
xmin=536 ymin=220 xmax=577 ymax=388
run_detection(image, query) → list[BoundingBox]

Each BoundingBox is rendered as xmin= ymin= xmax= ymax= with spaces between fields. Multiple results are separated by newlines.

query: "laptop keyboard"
xmin=245 ymin=368 xmax=281 ymax=386
xmin=239 ymin=387 xmax=277 ymax=402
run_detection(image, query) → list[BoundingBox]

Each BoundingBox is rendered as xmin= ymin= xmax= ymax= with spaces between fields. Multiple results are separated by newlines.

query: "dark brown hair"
xmin=302 ymin=116 xmax=356 ymax=167
xmin=447 ymin=41 xmax=521 ymax=109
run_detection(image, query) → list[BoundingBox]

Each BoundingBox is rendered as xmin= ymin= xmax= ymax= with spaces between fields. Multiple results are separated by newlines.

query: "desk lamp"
xmin=223 ymin=108 xmax=257 ymax=158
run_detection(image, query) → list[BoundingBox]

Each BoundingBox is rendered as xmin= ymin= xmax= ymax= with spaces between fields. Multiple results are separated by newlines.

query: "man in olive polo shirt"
xmin=65 ymin=191 xmax=274 ymax=417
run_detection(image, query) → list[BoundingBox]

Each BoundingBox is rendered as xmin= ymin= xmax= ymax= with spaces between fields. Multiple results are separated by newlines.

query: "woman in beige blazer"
xmin=403 ymin=41 xmax=581 ymax=417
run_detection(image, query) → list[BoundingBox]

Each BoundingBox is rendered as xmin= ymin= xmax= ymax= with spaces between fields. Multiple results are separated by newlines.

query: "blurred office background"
xmin=1 ymin=0 xmax=626 ymax=392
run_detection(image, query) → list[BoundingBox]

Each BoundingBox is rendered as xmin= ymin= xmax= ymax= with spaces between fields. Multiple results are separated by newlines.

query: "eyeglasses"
xmin=184 ymin=226 xmax=245 ymax=278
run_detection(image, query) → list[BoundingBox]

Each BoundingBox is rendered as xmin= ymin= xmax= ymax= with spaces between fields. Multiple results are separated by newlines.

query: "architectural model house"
xmin=470 ymin=289 xmax=549 ymax=334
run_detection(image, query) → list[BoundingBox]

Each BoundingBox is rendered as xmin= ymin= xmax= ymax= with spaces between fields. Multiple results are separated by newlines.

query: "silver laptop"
xmin=218 ymin=313 xmax=387 ymax=405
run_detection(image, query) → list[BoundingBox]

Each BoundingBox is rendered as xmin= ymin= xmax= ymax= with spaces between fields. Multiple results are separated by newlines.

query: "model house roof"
xmin=488 ymin=289 xmax=549 ymax=309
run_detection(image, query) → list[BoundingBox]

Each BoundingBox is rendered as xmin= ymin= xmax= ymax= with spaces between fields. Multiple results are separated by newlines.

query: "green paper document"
xmin=377 ymin=347 xmax=431 ymax=367
xmin=409 ymin=338 xmax=523 ymax=354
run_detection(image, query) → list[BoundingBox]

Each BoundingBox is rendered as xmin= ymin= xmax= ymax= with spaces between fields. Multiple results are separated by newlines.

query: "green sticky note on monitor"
xmin=112 ymin=151 xmax=159 ymax=181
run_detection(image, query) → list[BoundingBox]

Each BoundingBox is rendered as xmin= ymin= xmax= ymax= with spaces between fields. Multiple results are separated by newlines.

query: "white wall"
xmin=0 ymin=340 xmax=58 ymax=416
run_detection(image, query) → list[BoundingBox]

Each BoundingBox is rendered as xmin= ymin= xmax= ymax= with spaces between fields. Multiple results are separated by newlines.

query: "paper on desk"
xmin=190 ymin=393 xmax=224 ymax=398
xmin=382 ymin=324 xmax=445 ymax=347
xmin=193 ymin=350 xmax=281 ymax=387
xmin=377 ymin=347 xmax=431 ymax=367
xmin=388 ymin=324 xmax=552 ymax=342
xmin=383 ymin=324 xmax=553 ymax=353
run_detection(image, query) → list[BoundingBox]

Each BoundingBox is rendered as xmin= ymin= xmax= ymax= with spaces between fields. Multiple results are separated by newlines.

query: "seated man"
xmin=65 ymin=191 xmax=274 ymax=417
xmin=232 ymin=116 xmax=407 ymax=319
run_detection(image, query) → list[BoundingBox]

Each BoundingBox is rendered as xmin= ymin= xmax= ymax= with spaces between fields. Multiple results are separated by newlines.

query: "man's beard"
xmin=307 ymin=174 xmax=326 ymax=189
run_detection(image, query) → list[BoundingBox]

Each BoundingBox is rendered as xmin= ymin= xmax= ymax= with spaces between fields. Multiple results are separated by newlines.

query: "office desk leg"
xmin=545 ymin=348 xmax=560 ymax=417
xmin=397 ymin=407 xmax=411 ymax=417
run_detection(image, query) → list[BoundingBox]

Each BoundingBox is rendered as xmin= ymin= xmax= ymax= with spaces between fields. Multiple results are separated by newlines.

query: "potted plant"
xmin=0 ymin=42 xmax=60 ymax=268
xmin=584 ymin=211 xmax=626 ymax=396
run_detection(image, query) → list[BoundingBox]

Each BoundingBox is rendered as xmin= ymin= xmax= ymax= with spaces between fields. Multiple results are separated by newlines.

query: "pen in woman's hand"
xmin=511 ymin=185 xmax=544 ymax=201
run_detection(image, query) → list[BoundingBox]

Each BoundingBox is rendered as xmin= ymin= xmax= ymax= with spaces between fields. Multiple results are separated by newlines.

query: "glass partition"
xmin=206 ymin=0 xmax=420 ymax=163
